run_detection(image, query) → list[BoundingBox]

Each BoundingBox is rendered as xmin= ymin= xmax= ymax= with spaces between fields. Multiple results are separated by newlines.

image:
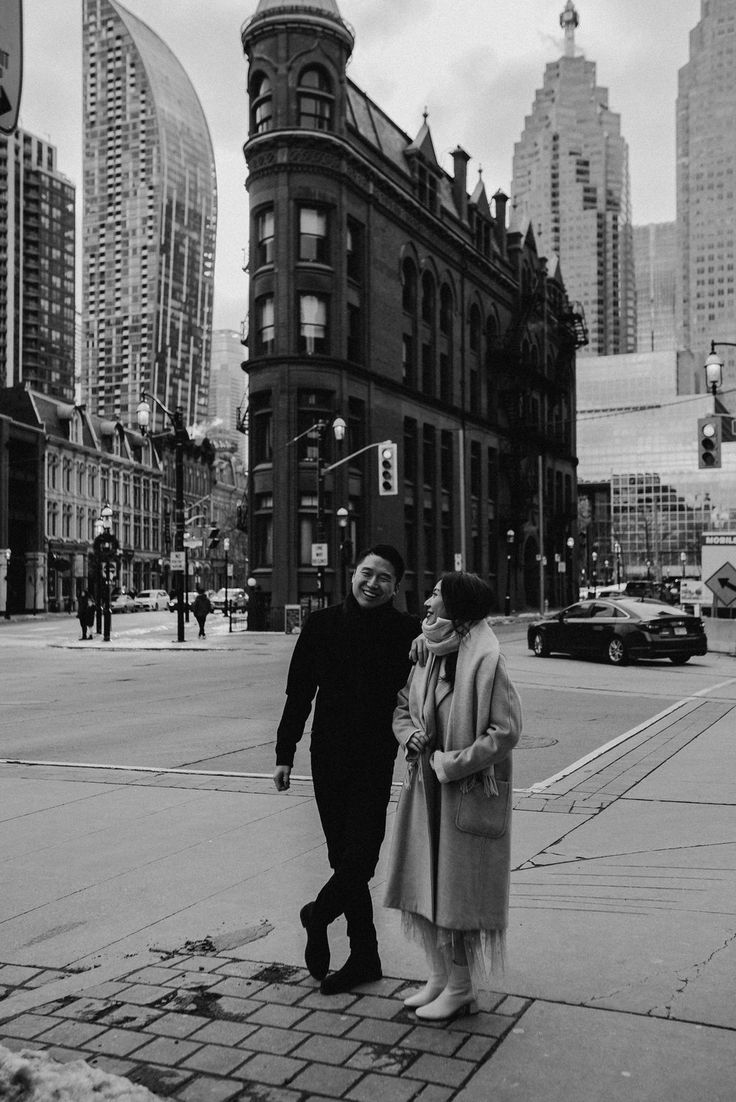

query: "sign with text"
xmin=0 ymin=0 xmax=23 ymax=134
xmin=170 ymin=550 xmax=185 ymax=571
xmin=311 ymin=542 xmax=328 ymax=567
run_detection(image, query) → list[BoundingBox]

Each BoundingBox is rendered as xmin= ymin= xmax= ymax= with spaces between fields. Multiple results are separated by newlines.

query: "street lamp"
xmin=680 ymin=550 xmax=687 ymax=577
xmin=646 ymin=558 xmax=652 ymax=581
xmin=223 ymin=537 xmax=230 ymax=617
xmin=614 ymin=541 xmax=622 ymax=586
xmin=591 ymin=550 xmax=598 ymax=596
xmin=566 ymin=536 xmax=575 ymax=603
xmin=2 ymin=548 xmax=10 ymax=620
xmin=137 ymin=394 xmax=189 ymax=643
xmin=704 ymin=341 xmax=727 ymax=401
xmin=309 ymin=416 xmax=346 ymax=607
xmin=504 ymin=529 xmax=515 ymax=616
xmin=336 ymin=507 xmax=350 ymax=600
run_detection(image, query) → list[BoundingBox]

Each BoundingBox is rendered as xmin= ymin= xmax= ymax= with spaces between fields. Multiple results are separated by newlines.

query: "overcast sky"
xmin=17 ymin=0 xmax=702 ymax=331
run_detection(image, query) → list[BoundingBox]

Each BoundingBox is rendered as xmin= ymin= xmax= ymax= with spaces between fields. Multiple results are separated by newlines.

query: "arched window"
xmin=251 ymin=72 xmax=273 ymax=134
xmin=421 ymin=271 xmax=435 ymax=325
xmin=402 ymin=258 xmax=417 ymax=314
xmin=439 ymin=285 xmax=453 ymax=337
xmin=298 ymin=67 xmax=333 ymax=130
xmin=469 ymin=304 xmax=481 ymax=353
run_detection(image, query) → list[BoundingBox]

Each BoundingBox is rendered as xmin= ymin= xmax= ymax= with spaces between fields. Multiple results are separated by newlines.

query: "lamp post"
xmin=2 ymin=549 xmax=10 ymax=620
xmin=223 ymin=537 xmax=230 ymax=617
xmin=504 ymin=529 xmax=515 ymax=616
xmin=92 ymin=502 xmax=115 ymax=642
xmin=137 ymin=394 xmax=189 ymax=643
xmin=336 ymin=507 xmax=349 ymax=600
xmin=680 ymin=550 xmax=687 ymax=578
xmin=614 ymin=541 xmax=622 ymax=587
xmin=305 ymin=416 xmax=346 ymax=608
xmin=566 ymin=536 xmax=575 ymax=604
xmin=646 ymin=558 xmax=652 ymax=582
xmin=247 ymin=575 xmax=261 ymax=631
xmin=704 ymin=341 xmax=729 ymax=409
xmin=591 ymin=550 xmax=598 ymax=596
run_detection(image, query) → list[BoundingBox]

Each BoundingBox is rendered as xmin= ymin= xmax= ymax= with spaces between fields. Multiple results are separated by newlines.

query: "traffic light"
xmin=698 ymin=416 xmax=722 ymax=469
xmin=208 ymin=526 xmax=221 ymax=549
xmin=377 ymin=442 xmax=398 ymax=496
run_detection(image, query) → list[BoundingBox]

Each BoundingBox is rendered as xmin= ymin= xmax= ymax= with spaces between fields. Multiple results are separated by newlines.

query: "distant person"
xmin=191 ymin=585 xmax=212 ymax=638
xmin=274 ymin=545 xmax=422 ymax=995
xmin=385 ymin=572 xmax=522 ymax=1022
xmin=77 ymin=589 xmax=95 ymax=640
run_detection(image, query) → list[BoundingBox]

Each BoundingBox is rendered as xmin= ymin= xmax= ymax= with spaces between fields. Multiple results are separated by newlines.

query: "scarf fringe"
xmin=460 ymin=765 xmax=499 ymax=797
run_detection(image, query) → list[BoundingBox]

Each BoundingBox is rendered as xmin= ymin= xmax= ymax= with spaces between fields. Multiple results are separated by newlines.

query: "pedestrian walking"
xmin=384 ymin=572 xmax=522 ymax=1021
xmin=77 ymin=589 xmax=95 ymax=640
xmin=190 ymin=585 xmax=212 ymax=638
xmin=273 ymin=545 xmax=422 ymax=994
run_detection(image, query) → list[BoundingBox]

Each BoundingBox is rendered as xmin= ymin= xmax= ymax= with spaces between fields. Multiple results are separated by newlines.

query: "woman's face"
xmin=424 ymin=580 xmax=447 ymax=625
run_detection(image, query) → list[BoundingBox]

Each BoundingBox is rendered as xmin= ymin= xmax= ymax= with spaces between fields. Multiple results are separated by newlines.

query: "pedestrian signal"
xmin=698 ymin=417 xmax=722 ymax=469
xmin=377 ymin=442 xmax=398 ymax=496
xmin=208 ymin=526 xmax=221 ymax=549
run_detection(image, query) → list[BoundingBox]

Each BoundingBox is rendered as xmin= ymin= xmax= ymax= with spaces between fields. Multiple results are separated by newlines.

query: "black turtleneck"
xmin=275 ymin=594 xmax=421 ymax=768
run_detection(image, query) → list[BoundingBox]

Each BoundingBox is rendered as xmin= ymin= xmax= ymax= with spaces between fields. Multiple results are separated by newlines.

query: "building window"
xmin=402 ymin=334 xmax=415 ymax=388
xmin=298 ymin=66 xmax=333 ymax=130
xmin=251 ymin=391 xmax=273 ymax=464
xmin=255 ymin=207 xmax=274 ymax=268
xmin=256 ymin=295 xmax=275 ymax=354
xmin=402 ymin=258 xmax=417 ymax=314
xmin=298 ymin=207 xmax=328 ymax=263
xmin=421 ymin=271 xmax=435 ymax=325
xmin=251 ymin=72 xmax=273 ymax=134
xmin=347 ymin=218 xmax=364 ymax=282
xmin=347 ymin=303 xmax=363 ymax=363
xmin=299 ymin=294 xmax=328 ymax=355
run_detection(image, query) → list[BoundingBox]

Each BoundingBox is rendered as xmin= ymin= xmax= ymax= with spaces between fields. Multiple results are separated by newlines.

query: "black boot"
xmin=320 ymin=949 xmax=382 ymax=995
xmin=300 ymin=901 xmax=330 ymax=980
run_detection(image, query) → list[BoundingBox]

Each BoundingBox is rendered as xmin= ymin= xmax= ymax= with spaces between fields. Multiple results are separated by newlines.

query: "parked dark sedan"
xmin=527 ymin=598 xmax=708 ymax=666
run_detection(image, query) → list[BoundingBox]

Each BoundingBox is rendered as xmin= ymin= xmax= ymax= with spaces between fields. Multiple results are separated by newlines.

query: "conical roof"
xmin=244 ymin=0 xmax=353 ymax=52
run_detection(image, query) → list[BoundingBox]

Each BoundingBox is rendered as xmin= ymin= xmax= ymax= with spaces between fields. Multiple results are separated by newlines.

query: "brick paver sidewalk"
xmin=0 ymin=954 xmax=529 ymax=1101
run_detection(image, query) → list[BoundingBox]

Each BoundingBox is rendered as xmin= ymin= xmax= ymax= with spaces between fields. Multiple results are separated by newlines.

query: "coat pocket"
xmin=455 ymin=780 xmax=511 ymax=839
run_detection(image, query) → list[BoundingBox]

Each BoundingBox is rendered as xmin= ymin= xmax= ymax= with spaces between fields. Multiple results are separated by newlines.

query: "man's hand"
xmin=273 ymin=765 xmax=292 ymax=791
xmin=410 ymin=634 xmax=429 ymax=666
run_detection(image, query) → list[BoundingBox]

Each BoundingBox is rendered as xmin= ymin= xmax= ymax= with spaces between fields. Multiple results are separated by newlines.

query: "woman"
xmin=384 ymin=572 xmax=522 ymax=1022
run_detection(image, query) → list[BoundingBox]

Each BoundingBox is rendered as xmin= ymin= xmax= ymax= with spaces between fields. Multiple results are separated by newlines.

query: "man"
xmin=274 ymin=544 xmax=421 ymax=994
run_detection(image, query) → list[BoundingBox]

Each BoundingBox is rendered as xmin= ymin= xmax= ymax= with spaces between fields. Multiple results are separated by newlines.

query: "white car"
xmin=134 ymin=588 xmax=170 ymax=611
xmin=211 ymin=587 xmax=247 ymax=611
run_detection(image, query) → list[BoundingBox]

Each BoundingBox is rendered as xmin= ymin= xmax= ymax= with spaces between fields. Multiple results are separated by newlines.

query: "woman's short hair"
xmin=440 ymin=572 xmax=493 ymax=627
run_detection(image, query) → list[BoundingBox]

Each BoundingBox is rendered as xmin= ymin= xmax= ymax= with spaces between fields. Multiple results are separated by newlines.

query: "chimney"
xmin=493 ymin=189 xmax=508 ymax=252
xmin=452 ymin=146 xmax=470 ymax=223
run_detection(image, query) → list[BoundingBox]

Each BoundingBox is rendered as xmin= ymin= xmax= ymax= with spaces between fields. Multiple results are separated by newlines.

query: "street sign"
xmin=0 ymin=0 xmax=23 ymax=135
xmin=311 ymin=542 xmax=328 ymax=567
xmin=454 ymin=553 xmax=463 ymax=570
xmin=680 ymin=579 xmax=707 ymax=604
xmin=170 ymin=550 xmax=185 ymax=571
xmin=704 ymin=561 xmax=736 ymax=608
xmin=227 ymin=563 xmax=233 ymax=577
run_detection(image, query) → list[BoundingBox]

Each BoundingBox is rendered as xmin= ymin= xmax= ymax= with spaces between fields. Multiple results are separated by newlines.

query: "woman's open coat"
xmin=384 ymin=623 xmax=522 ymax=932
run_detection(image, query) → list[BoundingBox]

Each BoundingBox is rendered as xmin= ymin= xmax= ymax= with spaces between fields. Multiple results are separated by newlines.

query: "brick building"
xmin=240 ymin=0 xmax=584 ymax=618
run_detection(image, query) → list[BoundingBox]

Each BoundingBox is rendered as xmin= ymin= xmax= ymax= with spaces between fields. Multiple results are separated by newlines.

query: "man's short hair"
xmin=355 ymin=544 xmax=405 ymax=585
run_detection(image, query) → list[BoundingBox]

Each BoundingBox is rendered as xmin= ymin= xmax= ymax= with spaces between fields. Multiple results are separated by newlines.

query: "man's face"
xmin=351 ymin=554 xmax=398 ymax=609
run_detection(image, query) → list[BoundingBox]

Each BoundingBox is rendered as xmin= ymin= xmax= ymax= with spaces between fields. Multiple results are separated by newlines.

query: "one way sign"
xmin=705 ymin=561 xmax=736 ymax=608
xmin=0 ymin=0 xmax=23 ymax=136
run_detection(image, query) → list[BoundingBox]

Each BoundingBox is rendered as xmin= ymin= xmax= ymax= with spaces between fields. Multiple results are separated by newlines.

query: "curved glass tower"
xmin=82 ymin=0 xmax=217 ymax=429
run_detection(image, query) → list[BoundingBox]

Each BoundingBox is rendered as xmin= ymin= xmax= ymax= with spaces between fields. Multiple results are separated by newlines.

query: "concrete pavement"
xmin=1 ymin=626 xmax=735 ymax=1100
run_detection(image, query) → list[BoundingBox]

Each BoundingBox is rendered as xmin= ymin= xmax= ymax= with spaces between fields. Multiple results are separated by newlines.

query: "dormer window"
xmin=298 ymin=67 xmax=333 ymax=130
xmin=415 ymin=163 xmax=438 ymax=213
xmin=251 ymin=72 xmax=273 ymax=134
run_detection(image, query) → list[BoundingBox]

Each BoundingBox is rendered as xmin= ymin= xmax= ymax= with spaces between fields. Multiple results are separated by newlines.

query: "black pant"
xmin=310 ymin=748 xmax=395 ymax=955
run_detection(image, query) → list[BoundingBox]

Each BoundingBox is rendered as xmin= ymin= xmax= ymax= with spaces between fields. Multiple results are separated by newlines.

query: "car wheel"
xmin=607 ymin=637 xmax=628 ymax=665
xmin=669 ymin=655 xmax=690 ymax=665
xmin=532 ymin=630 xmax=550 ymax=657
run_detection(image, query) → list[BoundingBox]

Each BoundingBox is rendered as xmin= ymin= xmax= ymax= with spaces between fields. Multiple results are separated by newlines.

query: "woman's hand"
xmin=409 ymin=635 xmax=429 ymax=666
xmin=406 ymin=731 xmax=428 ymax=754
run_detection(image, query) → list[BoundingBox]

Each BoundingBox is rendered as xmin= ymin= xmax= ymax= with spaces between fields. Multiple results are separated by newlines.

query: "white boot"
xmin=414 ymin=961 xmax=476 ymax=1021
xmin=403 ymin=944 xmax=447 ymax=1008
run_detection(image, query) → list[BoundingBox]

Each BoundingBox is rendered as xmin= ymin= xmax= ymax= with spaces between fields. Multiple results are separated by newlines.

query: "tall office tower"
xmin=512 ymin=1 xmax=636 ymax=355
xmin=0 ymin=130 xmax=76 ymax=401
xmin=207 ymin=329 xmax=248 ymax=463
xmin=678 ymin=0 xmax=736 ymax=387
xmin=633 ymin=223 xmax=677 ymax=354
xmin=82 ymin=0 xmax=217 ymax=429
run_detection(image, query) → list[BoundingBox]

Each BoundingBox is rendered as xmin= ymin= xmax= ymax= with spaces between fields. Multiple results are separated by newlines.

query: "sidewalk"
xmin=1 ymin=635 xmax=735 ymax=1099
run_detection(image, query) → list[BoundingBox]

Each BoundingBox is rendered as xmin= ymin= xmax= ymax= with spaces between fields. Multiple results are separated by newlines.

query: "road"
xmin=2 ymin=612 xmax=734 ymax=790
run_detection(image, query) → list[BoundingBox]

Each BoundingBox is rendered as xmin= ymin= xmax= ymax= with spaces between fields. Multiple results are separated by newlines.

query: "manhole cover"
xmin=517 ymin=735 xmax=558 ymax=749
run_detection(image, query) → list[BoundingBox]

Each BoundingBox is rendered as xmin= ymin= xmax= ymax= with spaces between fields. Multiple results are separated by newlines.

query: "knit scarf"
xmin=405 ymin=617 xmax=501 ymax=794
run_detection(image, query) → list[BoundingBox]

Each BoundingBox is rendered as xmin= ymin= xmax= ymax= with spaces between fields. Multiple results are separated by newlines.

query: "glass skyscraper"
xmin=633 ymin=223 xmax=677 ymax=354
xmin=512 ymin=1 xmax=635 ymax=356
xmin=82 ymin=0 xmax=217 ymax=429
xmin=677 ymin=0 xmax=736 ymax=388
xmin=1 ymin=130 xmax=76 ymax=401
